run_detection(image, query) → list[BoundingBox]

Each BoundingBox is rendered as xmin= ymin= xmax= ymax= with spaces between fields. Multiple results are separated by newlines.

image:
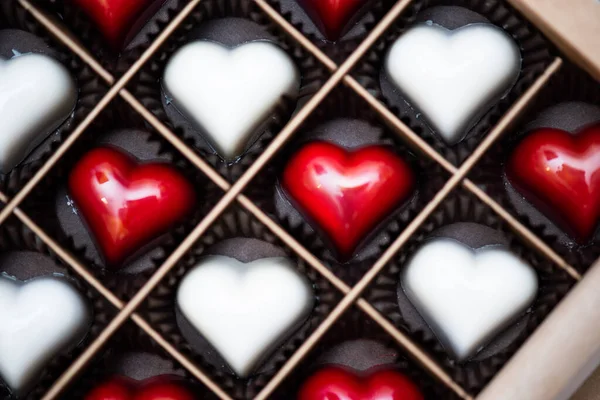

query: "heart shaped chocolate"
xmin=507 ymin=125 xmax=600 ymax=243
xmin=85 ymin=375 xmax=195 ymax=400
xmin=163 ymin=41 xmax=300 ymax=160
xmin=0 ymin=275 xmax=91 ymax=394
xmin=298 ymin=367 xmax=424 ymax=400
xmin=402 ymin=239 xmax=538 ymax=361
xmin=385 ymin=22 xmax=520 ymax=144
xmin=297 ymin=0 xmax=370 ymax=41
xmin=0 ymin=53 xmax=77 ymax=173
xmin=68 ymin=146 xmax=196 ymax=267
xmin=282 ymin=141 xmax=415 ymax=260
xmin=70 ymin=0 xmax=161 ymax=48
xmin=177 ymin=255 xmax=314 ymax=377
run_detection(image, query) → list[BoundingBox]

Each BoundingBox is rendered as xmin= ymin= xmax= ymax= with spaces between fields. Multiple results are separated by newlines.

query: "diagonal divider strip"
xmin=254 ymin=0 xmax=580 ymax=281
xmin=14 ymin=0 xmax=471 ymax=398
xmin=0 ymin=192 xmax=234 ymax=400
xmin=0 ymin=0 xmax=206 ymax=228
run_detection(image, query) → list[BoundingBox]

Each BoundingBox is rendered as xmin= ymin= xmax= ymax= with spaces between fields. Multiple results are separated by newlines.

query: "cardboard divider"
xmin=507 ymin=0 xmax=600 ymax=82
xmin=477 ymin=258 xmax=600 ymax=400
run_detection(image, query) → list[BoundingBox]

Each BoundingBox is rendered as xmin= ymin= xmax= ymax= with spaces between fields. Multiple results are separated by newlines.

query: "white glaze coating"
xmin=163 ymin=41 xmax=300 ymax=160
xmin=402 ymin=239 xmax=538 ymax=361
xmin=0 ymin=53 xmax=77 ymax=173
xmin=177 ymin=255 xmax=314 ymax=377
xmin=0 ymin=275 xmax=91 ymax=394
xmin=385 ymin=23 xmax=521 ymax=144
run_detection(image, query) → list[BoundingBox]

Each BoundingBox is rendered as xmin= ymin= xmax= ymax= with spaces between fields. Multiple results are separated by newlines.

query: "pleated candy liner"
xmin=364 ymin=189 xmax=573 ymax=394
xmin=270 ymin=309 xmax=456 ymax=399
xmin=8 ymin=0 xmax=173 ymax=66
xmin=0 ymin=5 xmax=107 ymax=195
xmin=474 ymin=62 xmax=600 ymax=273
xmin=119 ymin=0 xmax=327 ymax=183
xmin=20 ymin=108 xmax=218 ymax=281
xmin=0 ymin=222 xmax=111 ymax=400
xmin=138 ymin=206 xmax=337 ymax=399
xmin=354 ymin=0 xmax=555 ymax=166
xmin=270 ymin=0 xmax=395 ymax=61
xmin=64 ymin=326 xmax=218 ymax=399
xmin=250 ymin=87 xmax=447 ymax=284
xmin=8 ymin=0 xmax=110 ymax=62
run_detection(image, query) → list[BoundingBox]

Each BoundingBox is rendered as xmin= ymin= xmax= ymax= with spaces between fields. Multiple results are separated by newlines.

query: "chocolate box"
xmin=0 ymin=0 xmax=598 ymax=399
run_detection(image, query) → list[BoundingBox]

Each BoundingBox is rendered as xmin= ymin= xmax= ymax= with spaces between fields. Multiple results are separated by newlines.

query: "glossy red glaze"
xmin=506 ymin=125 xmax=600 ymax=243
xmin=297 ymin=0 xmax=369 ymax=41
xmin=85 ymin=375 xmax=196 ymax=400
xmin=70 ymin=0 xmax=160 ymax=48
xmin=69 ymin=147 xmax=196 ymax=268
xmin=282 ymin=141 xmax=415 ymax=260
xmin=298 ymin=367 xmax=424 ymax=400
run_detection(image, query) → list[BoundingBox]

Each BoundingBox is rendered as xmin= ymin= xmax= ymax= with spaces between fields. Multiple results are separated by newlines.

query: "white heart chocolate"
xmin=385 ymin=23 xmax=520 ymax=144
xmin=402 ymin=239 xmax=538 ymax=361
xmin=163 ymin=41 xmax=300 ymax=160
xmin=0 ymin=275 xmax=91 ymax=394
xmin=177 ymin=255 xmax=314 ymax=377
xmin=0 ymin=53 xmax=77 ymax=173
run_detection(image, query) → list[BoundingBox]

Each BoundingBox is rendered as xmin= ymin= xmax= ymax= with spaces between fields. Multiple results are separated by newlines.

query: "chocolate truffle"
xmin=0 ymin=252 xmax=91 ymax=395
xmin=162 ymin=19 xmax=300 ymax=161
xmin=176 ymin=238 xmax=315 ymax=377
xmin=82 ymin=351 xmax=207 ymax=400
xmin=69 ymin=0 xmax=166 ymax=49
xmin=85 ymin=375 xmax=197 ymax=400
xmin=400 ymin=223 xmax=537 ymax=361
xmin=276 ymin=118 xmax=417 ymax=262
xmin=294 ymin=0 xmax=371 ymax=41
xmin=505 ymin=102 xmax=600 ymax=246
xmin=0 ymin=30 xmax=77 ymax=174
xmin=56 ymin=129 xmax=197 ymax=273
xmin=299 ymin=340 xmax=424 ymax=400
xmin=382 ymin=6 xmax=521 ymax=145
xmin=67 ymin=144 xmax=196 ymax=269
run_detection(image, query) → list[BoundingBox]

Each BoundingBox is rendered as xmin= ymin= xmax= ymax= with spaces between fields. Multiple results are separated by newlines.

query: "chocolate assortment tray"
xmin=0 ymin=0 xmax=598 ymax=399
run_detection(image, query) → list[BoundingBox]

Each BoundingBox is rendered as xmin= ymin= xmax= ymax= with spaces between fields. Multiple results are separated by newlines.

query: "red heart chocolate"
xmin=85 ymin=376 xmax=195 ymax=400
xmin=298 ymin=367 xmax=424 ymax=400
xmin=298 ymin=0 xmax=370 ymax=41
xmin=282 ymin=141 xmax=415 ymax=260
xmin=70 ymin=0 xmax=162 ymax=48
xmin=69 ymin=146 xmax=196 ymax=267
xmin=506 ymin=125 xmax=600 ymax=243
